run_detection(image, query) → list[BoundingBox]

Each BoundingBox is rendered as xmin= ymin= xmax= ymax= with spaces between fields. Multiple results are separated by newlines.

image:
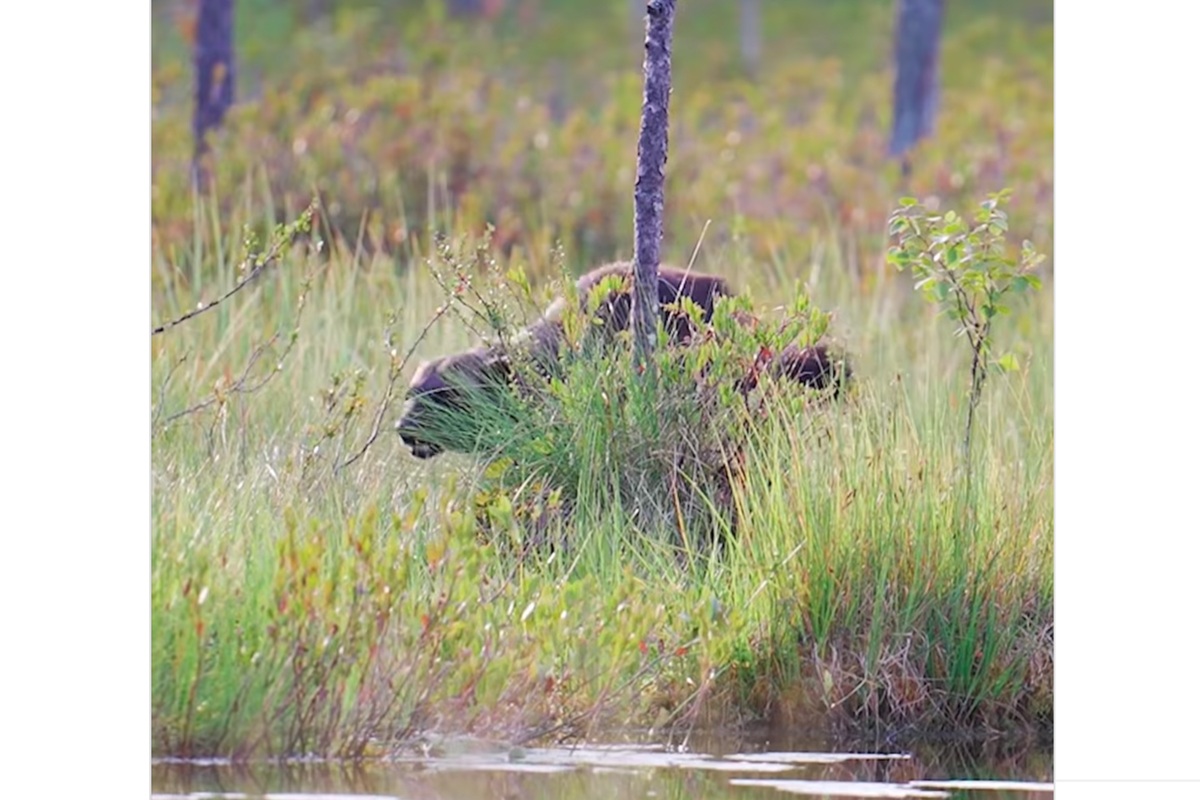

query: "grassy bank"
xmin=151 ymin=0 xmax=1053 ymax=759
xmin=150 ymin=209 xmax=1052 ymax=758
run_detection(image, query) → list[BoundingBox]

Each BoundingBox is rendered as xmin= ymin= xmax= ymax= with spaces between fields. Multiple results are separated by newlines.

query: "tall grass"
xmin=720 ymin=348 xmax=1052 ymax=730
xmin=151 ymin=190 xmax=1051 ymax=756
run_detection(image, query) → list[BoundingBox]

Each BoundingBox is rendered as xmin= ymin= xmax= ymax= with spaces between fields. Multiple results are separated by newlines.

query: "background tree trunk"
xmin=305 ymin=0 xmax=331 ymax=24
xmin=191 ymin=0 xmax=235 ymax=190
xmin=631 ymin=0 xmax=676 ymax=380
xmin=447 ymin=0 xmax=483 ymax=15
xmin=739 ymin=0 xmax=762 ymax=77
xmin=889 ymin=0 xmax=944 ymax=177
xmin=447 ymin=0 xmax=506 ymax=18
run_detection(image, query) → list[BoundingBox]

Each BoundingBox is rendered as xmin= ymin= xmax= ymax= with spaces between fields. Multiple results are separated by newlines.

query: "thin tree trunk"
xmin=447 ymin=0 xmax=483 ymax=16
xmin=888 ymin=0 xmax=944 ymax=173
xmin=192 ymin=0 xmax=235 ymax=190
xmin=447 ymin=0 xmax=505 ymax=18
xmin=306 ymin=0 xmax=331 ymax=24
xmin=739 ymin=0 xmax=762 ymax=77
xmin=631 ymin=0 xmax=676 ymax=381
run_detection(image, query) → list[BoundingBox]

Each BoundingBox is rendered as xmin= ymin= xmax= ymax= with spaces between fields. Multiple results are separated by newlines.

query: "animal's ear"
xmin=407 ymin=360 xmax=436 ymax=393
xmin=542 ymin=296 xmax=567 ymax=323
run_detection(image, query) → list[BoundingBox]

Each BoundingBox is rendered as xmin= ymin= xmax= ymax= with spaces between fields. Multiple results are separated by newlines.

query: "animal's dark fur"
xmin=731 ymin=341 xmax=849 ymax=400
xmin=576 ymin=261 xmax=736 ymax=345
xmin=758 ymin=340 xmax=854 ymax=398
xmin=770 ymin=342 xmax=852 ymax=397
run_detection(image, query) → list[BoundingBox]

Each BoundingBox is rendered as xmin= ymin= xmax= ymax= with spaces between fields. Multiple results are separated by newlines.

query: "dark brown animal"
xmin=396 ymin=262 xmax=850 ymax=459
xmin=580 ymin=264 xmax=849 ymax=396
xmin=398 ymin=262 xmax=736 ymax=459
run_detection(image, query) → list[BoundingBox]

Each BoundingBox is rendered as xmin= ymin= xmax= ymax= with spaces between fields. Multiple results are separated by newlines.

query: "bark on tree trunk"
xmin=447 ymin=0 xmax=483 ymax=16
xmin=306 ymin=0 xmax=331 ymax=23
xmin=739 ymin=0 xmax=762 ymax=77
xmin=447 ymin=0 xmax=505 ymax=18
xmin=889 ymin=0 xmax=944 ymax=176
xmin=631 ymin=0 xmax=676 ymax=381
xmin=192 ymin=0 xmax=235 ymax=190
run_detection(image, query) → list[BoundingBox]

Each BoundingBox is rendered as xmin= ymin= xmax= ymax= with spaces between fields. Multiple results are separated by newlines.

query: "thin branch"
xmin=337 ymin=302 xmax=453 ymax=472
xmin=160 ymin=278 xmax=312 ymax=426
xmin=152 ymin=200 xmax=317 ymax=336
xmin=152 ymin=259 xmax=270 ymax=336
xmin=426 ymin=257 xmax=495 ymax=340
xmin=152 ymin=351 xmax=189 ymax=429
xmin=164 ymin=333 xmax=278 ymax=424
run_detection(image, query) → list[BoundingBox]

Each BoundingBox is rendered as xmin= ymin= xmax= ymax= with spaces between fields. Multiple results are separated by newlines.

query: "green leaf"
xmin=996 ymin=353 xmax=1020 ymax=373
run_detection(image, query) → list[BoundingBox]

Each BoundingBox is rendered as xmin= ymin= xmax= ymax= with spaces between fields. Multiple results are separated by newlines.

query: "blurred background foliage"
xmin=152 ymin=0 xmax=1052 ymax=292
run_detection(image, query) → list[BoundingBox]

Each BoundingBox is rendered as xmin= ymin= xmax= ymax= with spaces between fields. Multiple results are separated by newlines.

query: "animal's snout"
xmin=395 ymin=400 xmax=443 ymax=459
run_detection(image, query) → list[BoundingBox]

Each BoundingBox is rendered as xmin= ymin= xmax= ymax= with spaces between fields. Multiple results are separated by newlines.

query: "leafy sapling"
xmin=887 ymin=189 xmax=1045 ymax=463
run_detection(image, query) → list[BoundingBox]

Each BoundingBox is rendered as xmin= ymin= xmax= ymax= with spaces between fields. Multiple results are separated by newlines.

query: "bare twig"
xmin=426 ymin=243 xmax=505 ymax=343
xmin=164 ymin=334 xmax=278 ymax=425
xmin=337 ymin=302 xmax=453 ymax=472
xmin=152 ymin=351 xmax=189 ymax=429
xmin=160 ymin=278 xmax=312 ymax=426
xmin=151 ymin=200 xmax=317 ymax=336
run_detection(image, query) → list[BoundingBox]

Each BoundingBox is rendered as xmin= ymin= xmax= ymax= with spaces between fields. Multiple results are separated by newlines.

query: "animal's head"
xmin=771 ymin=343 xmax=853 ymax=396
xmin=394 ymin=347 xmax=512 ymax=459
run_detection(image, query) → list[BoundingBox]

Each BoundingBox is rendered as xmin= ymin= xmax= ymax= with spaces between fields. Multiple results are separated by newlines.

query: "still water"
xmin=152 ymin=729 xmax=1052 ymax=800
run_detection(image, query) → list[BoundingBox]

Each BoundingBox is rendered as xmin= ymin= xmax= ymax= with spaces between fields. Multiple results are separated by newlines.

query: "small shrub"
xmin=887 ymin=189 xmax=1045 ymax=465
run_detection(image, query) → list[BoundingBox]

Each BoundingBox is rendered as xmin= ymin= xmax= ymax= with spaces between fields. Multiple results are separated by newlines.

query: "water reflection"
xmin=151 ymin=727 xmax=1052 ymax=800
